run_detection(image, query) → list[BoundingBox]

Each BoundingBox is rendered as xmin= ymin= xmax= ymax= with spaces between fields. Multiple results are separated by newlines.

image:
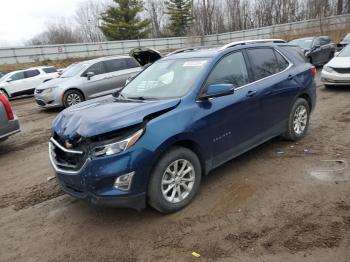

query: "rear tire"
xmin=147 ymin=146 xmax=202 ymax=213
xmin=63 ymin=90 xmax=84 ymax=108
xmin=284 ymin=98 xmax=310 ymax=141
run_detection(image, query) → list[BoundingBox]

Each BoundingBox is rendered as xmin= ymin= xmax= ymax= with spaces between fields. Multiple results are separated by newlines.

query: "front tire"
xmin=284 ymin=98 xmax=310 ymax=141
xmin=63 ymin=90 xmax=84 ymax=108
xmin=148 ymin=147 xmax=202 ymax=213
xmin=0 ymin=89 xmax=9 ymax=100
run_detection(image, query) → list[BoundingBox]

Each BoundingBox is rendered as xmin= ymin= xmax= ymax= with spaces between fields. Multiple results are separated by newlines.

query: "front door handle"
xmin=246 ymin=90 xmax=257 ymax=97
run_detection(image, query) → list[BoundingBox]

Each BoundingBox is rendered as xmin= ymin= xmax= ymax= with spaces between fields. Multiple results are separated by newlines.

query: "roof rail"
xmin=166 ymin=45 xmax=218 ymax=56
xmin=219 ymin=39 xmax=286 ymax=51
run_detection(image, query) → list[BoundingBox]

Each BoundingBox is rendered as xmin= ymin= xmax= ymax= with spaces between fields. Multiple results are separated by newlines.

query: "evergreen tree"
xmin=166 ymin=0 xmax=193 ymax=36
xmin=100 ymin=0 xmax=151 ymax=40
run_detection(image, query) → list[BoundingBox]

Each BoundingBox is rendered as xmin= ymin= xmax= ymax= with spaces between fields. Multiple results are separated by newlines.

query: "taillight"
xmin=0 ymin=95 xmax=14 ymax=120
xmin=310 ymin=66 xmax=316 ymax=77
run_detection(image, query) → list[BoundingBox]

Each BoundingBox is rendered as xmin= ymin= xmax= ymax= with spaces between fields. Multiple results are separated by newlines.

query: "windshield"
xmin=290 ymin=38 xmax=313 ymax=49
xmin=121 ymin=58 xmax=210 ymax=99
xmin=344 ymin=33 xmax=350 ymax=40
xmin=0 ymin=73 xmax=8 ymax=82
xmin=60 ymin=63 xmax=87 ymax=78
xmin=338 ymin=45 xmax=350 ymax=57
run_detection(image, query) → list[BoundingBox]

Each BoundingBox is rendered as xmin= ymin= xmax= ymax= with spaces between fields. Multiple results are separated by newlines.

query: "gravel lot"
xmin=1 ymin=72 xmax=350 ymax=262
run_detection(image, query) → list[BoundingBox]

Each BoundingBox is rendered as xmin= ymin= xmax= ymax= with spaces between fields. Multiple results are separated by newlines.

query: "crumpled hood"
xmin=37 ymin=77 xmax=72 ymax=90
xmin=53 ymin=96 xmax=181 ymax=140
xmin=327 ymin=57 xmax=350 ymax=68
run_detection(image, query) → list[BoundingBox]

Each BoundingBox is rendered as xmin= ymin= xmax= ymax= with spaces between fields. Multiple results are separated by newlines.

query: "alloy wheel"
xmin=161 ymin=159 xmax=195 ymax=203
xmin=293 ymin=104 xmax=308 ymax=135
xmin=66 ymin=93 xmax=82 ymax=106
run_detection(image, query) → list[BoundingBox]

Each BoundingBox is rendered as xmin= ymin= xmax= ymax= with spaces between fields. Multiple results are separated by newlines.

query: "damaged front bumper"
xmin=49 ymin=137 xmax=151 ymax=211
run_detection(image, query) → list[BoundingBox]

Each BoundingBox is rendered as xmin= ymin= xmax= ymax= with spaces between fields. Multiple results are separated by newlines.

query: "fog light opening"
xmin=114 ymin=172 xmax=134 ymax=191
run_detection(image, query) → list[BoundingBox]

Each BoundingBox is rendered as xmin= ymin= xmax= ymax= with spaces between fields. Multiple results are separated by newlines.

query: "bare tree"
xmin=144 ymin=0 xmax=166 ymax=38
xmin=75 ymin=0 xmax=109 ymax=42
xmin=28 ymin=19 xmax=82 ymax=45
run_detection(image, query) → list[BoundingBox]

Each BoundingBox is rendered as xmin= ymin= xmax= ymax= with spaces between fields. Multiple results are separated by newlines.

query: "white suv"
xmin=0 ymin=66 xmax=59 ymax=99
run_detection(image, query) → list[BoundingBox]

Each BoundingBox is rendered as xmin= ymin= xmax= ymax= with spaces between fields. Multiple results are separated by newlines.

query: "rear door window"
xmin=206 ymin=51 xmax=249 ymax=88
xmin=246 ymin=48 xmax=280 ymax=81
xmin=104 ymin=59 xmax=127 ymax=73
xmin=25 ymin=69 xmax=40 ymax=78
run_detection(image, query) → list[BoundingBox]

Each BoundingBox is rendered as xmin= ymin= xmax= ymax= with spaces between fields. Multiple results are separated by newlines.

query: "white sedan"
xmin=321 ymin=45 xmax=350 ymax=87
xmin=0 ymin=66 xmax=59 ymax=99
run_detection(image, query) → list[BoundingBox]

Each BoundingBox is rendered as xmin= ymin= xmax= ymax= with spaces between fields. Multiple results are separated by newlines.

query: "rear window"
xmin=278 ymin=45 xmax=307 ymax=64
xmin=42 ymin=67 xmax=57 ymax=73
xmin=126 ymin=58 xmax=140 ymax=68
xmin=246 ymin=48 xmax=281 ymax=81
xmin=25 ymin=69 xmax=40 ymax=78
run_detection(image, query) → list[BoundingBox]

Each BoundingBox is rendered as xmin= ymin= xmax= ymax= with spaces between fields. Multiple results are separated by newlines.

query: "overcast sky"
xmin=0 ymin=0 xmax=84 ymax=47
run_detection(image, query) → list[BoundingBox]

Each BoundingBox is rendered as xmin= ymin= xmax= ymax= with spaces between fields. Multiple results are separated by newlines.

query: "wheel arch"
xmin=151 ymin=136 xmax=209 ymax=178
xmin=298 ymin=93 xmax=312 ymax=111
xmin=0 ymin=88 xmax=10 ymax=98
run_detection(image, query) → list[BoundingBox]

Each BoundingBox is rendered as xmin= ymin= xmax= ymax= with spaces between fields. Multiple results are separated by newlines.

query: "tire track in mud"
xmin=0 ymin=128 xmax=51 ymax=155
xmin=0 ymin=180 xmax=63 ymax=211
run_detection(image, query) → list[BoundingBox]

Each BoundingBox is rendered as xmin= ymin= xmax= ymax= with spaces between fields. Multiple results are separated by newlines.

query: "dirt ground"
xmin=0 ymin=72 xmax=350 ymax=262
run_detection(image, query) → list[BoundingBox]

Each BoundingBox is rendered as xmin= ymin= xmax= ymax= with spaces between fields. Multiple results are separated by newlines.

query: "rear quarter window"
xmin=278 ymin=45 xmax=307 ymax=64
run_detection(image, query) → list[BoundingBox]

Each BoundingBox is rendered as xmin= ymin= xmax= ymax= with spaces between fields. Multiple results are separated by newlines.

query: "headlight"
xmin=93 ymin=129 xmax=144 ymax=157
xmin=42 ymin=86 xmax=58 ymax=94
xmin=323 ymin=66 xmax=334 ymax=73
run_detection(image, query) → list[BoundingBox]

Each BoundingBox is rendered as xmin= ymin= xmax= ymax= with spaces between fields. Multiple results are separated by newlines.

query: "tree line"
xmin=28 ymin=0 xmax=350 ymax=45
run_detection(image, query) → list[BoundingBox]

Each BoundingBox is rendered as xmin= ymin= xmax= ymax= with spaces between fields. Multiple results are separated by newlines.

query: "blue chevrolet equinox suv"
xmin=49 ymin=40 xmax=316 ymax=213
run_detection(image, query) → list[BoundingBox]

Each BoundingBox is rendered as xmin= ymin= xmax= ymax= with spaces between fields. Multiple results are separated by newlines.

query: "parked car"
xmin=0 ymin=66 xmax=59 ymax=99
xmin=321 ymin=44 xmax=350 ymax=87
xmin=0 ymin=91 xmax=20 ymax=142
xmin=289 ymin=36 xmax=336 ymax=66
xmin=34 ymin=56 xmax=143 ymax=108
xmin=337 ymin=33 xmax=350 ymax=51
xmin=49 ymin=40 xmax=316 ymax=213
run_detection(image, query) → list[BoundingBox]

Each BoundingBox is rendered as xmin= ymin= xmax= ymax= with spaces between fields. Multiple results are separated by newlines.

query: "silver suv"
xmin=34 ymin=56 xmax=142 ymax=108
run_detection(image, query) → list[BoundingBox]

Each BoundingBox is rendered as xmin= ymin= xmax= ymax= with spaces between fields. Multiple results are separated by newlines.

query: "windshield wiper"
xmin=127 ymin=96 xmax=157 ymax=101
xmin=112 ymin=89 xmax=126 ymax=99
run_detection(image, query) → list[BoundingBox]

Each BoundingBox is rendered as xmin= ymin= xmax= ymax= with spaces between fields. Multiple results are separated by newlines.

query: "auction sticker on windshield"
xmin=183 ymin=61 xmax=207 ymax=67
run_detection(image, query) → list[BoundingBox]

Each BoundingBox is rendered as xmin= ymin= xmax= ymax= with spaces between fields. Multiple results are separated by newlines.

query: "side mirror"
xmin=86 ymin=72 xmax=95 ymax=80
xmin=201 ymin=84 xmax=235 ymax=99
xmin=6 ymin=78 xmax=12 ymax=83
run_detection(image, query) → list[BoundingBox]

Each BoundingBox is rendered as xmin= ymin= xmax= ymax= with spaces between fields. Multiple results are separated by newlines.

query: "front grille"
xmin=50 ymin=137 xmax=88 ymax=172
xmin=333 ymin=67 xmax=350 ymax=74
xmin=35 ymin=99 xmax=46 ymax=106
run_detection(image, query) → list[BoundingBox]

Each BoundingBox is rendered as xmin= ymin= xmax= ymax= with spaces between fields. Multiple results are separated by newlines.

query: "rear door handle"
xmin=246 ymin=90 xmax=257 ymax=97
xmin=287 ymin=74 xmax=294 ymax=80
